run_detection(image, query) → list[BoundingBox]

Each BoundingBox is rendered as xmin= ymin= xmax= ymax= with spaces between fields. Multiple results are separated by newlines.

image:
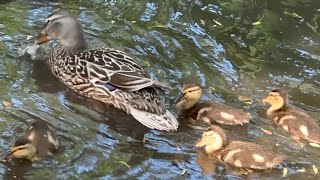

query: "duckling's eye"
xmin=203 ymin=132 xmax=215 ymax=137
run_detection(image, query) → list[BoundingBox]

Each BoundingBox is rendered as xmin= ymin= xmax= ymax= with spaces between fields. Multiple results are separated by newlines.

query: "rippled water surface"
xmin=0 ymin=0 xmax=320 ymax=179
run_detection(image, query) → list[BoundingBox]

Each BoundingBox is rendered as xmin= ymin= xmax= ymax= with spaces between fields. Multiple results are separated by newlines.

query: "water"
xmin=0 ymin=0 xmax=320 ymax=179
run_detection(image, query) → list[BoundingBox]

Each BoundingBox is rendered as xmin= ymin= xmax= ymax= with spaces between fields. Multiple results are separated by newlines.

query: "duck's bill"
xmin=35 ymin=33 xmax=50 ymax=45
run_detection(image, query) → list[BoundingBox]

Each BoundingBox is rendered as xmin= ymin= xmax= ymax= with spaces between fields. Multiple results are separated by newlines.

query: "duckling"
xmin=175 ymin=83 xmax=251 ymax=125
xmin=196 ymin=125 xmax=285 ymax=170
xmin=262 ymin=89 xmax=320 ymax=143
xmin=5 ymin=120 xmax=59 ymax=161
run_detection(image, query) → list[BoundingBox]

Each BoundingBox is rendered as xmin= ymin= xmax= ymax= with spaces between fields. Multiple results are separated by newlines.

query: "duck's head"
xmin=262 ymin=89 xmax=288 ymax=110
xmin=4 ymin=138 xmax=37 ymax=161
xmin=35 ymin=10 xmax=86 ymax=51
xmin=196 ymin=125 xmax=226 ymax=154
xmin=175 ymin=83 xmax=202 ymax=113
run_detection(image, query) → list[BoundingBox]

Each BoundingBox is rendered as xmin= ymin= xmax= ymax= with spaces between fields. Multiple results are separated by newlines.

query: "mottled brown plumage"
xmin=35 ymin=10 xmax=178 ymax=131
xmin=5 ymin=120 xmax=59 ymax=161
xmin=196 ymin=125 xmax=285 ymax=170
xmin=175 ymin=83 xmax=251 ymax=125
xmin=263 ymin=89 xmax=320 ymax=143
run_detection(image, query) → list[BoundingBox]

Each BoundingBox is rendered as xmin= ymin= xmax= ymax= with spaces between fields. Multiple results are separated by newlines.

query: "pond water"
xmin=0 ymin=0 xmax=319 ymax=179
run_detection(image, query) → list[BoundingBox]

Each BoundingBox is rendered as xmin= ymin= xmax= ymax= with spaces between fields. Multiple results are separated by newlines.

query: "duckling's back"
xmin=219 ymin=141 xmax=284 ymax=169
xmin=25 ymin=120 xmax=59 ymax=158
xmin=270 ymin=106 xmax=320 ymax=143
xmin=195 ymin=101 xmax=251 ymax=125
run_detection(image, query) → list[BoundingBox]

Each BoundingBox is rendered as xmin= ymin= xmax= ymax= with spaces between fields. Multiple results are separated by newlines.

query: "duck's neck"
xmin=266 ymin=103 xmax=286 ymax=116
xmin=175 ymin=99 xmax=197 ymax=114
xmin=60 ymin=35 xmax=87 ymax=53
xmin=51 ymin=34 xmax=86 ymax=57
xmin=205 ymin=137 xmax=223 ymax=154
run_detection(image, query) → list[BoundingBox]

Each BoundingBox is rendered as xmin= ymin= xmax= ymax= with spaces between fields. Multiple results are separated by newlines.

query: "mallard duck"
xmin=34 ymin=10 xmax=178 ymax=131
xmin=196 ymin=125 xmax=285 ymax=170
xmin=4 ymin=120 xmax=59 ymax=161
xmin=175 ymin=83 xmax=251 ymax=125
xmin=262 ymin=89 xmax=320 ymax=143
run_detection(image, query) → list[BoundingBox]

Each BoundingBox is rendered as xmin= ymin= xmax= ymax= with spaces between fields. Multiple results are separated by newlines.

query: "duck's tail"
xmin=129 ymin=107 xmax=179 ymax=131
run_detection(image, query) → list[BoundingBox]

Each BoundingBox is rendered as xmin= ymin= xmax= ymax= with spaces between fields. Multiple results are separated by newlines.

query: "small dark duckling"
xmin=196 ymin=125 xmax=285 ymax=170
xmin=175 ymin=83 xmax=251 ymax=125
xmin=5 ymin=120 xmax=59 ymax=161
xmin=262 ymin=89 xmax=320 ymax=144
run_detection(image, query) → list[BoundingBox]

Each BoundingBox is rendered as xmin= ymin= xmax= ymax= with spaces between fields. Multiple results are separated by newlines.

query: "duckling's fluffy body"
xmin=175 ymin=83 xmax=251 ymax=125
xmin=263 ymin=89 xmax=320 ymax=143
xmin=6 ymin=120 xmax=59 ymax=161
xmin=196 ymin=126 xmax=284 ymax=170
xmin=216 ymin=141 xmax=284 ymax=169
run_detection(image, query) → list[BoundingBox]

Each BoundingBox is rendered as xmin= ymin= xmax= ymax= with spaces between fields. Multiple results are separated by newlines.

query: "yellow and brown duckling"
xmin=196 ymin=125 xmax=285 ymax=170
xmin=175 ymin=83 xmax=251 ymax=125
xmin=262 ymin=89 xmax=320 ymax=144
xmin=4 ymin=120 xmax=59 ymax=161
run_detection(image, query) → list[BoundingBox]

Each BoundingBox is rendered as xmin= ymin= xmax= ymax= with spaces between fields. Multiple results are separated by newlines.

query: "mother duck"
xmin=35 ymin=10 xmax=178 ymax=131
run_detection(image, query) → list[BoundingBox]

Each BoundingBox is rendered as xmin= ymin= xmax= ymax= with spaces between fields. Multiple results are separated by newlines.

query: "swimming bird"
xmin=5 ymin=120 xmax=59 ymax=161
xmin=262 ymin=89 xmax=320 ymax=143
xmin=34 ymin=10 xmax=178 ymax=131
xmin=196 ymin=125 xmax=285 ymax=170
xmin=175 ymin=83 xmax=251 ymax=125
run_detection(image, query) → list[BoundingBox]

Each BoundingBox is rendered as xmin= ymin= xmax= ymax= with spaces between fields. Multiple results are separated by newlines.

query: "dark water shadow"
xmin=64 ymin=90 xmax=150 ymax=140
xmin=31 ymin=60 xmax=65 ymax=93
xmin=1 ymin=159 xmax=32 ymax=180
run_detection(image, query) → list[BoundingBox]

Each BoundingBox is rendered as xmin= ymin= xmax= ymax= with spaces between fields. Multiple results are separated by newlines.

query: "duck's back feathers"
xmin=191 ymin=101 xmax=251 ymax=125
xmin=52 ymin=48 xmax=178 ymax=131
xmin=219 ymin=141 xmax=285 ymax=169
xmin=62 ymin=48 xmax=163 ymax=92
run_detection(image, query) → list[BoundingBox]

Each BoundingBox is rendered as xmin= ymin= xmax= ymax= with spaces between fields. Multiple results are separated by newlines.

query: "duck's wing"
xmin=68 ymin=48 xmax=169 ymax=92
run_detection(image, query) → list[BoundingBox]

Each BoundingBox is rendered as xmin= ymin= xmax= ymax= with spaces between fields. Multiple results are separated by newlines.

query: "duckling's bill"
xmin=174 ymin=91 xmax=186 ymax=104
xmin=3 ymin=151 xmax=14 ymax=161
xmin=196 ymin=131 xmax=216 ymax=148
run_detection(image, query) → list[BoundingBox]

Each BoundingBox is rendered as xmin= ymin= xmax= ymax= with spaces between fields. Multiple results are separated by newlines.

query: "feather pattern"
xmin=37 ymin=10 xmax=178 ymax=131
xmin=48 ymin=46 xmax=178 ymax=131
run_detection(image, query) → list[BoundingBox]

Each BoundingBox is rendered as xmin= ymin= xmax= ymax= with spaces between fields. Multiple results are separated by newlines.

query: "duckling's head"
xmin=196 ymin=125 xmax=226 ymax=154
xmin=175 ymin=83 xmax=202 ymax=113
xmin=262 ymin=89 xmax=288 ymax=110
xmin=36 ymin=10 xmax=86 ymax=51
xmin=5 ymin=138 xmax=37 ymax=161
